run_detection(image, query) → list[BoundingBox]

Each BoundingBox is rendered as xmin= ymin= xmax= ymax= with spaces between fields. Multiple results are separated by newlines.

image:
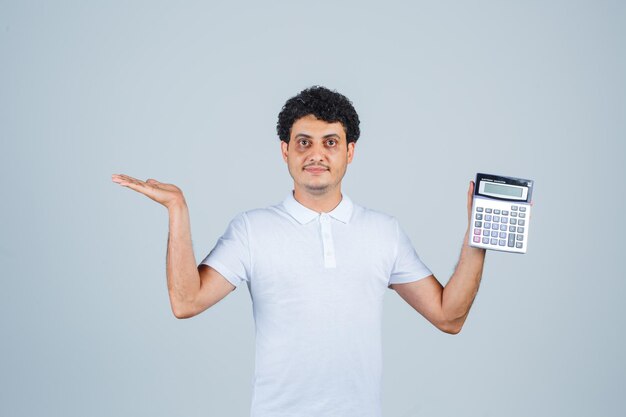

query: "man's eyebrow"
xmin=294 ymin=133 xmax=341 ymax=139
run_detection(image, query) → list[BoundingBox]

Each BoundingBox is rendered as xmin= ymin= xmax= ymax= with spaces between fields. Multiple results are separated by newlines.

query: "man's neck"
xmin=293 ymin=187 xmax=343 ymax=213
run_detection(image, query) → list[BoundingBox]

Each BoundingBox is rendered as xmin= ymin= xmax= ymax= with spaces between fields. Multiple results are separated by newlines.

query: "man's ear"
xmin=347 ymin=141 xmax=355 ymax=164
xmin=281 ymin=140 xmax=289 ymax=163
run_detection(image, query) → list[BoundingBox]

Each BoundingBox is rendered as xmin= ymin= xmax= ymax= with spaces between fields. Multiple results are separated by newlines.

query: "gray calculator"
xmin=469 ymin=173 xmax=534 ymax=253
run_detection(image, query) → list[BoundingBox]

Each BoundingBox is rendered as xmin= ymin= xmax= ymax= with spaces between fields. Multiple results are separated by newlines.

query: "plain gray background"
xmin=2 ymin=1 xmax=625 ymax=416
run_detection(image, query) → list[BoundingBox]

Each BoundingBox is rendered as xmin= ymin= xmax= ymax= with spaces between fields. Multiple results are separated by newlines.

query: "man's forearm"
xmin=166 ymin=199 xmax=201 ymax=316
xmin=441 ymin=231 xmax=486 ymax=324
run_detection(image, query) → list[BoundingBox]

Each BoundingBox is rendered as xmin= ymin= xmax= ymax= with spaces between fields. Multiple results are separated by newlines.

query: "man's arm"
xmin=112 ymin=174 xmax=235 ymax=319
xmin=390 ymin=181 xmax=486 ymax=334
xmin=166 ymin=200 xmax=236 ymax=318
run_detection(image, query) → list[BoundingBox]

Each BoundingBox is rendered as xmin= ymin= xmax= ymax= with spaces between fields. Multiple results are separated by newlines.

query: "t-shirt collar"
xmin=282 ymin=191 xmax=353 ymax=225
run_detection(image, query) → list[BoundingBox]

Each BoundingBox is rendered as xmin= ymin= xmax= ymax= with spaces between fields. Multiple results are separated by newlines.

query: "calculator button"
xmin=483 ymin=237 xmax=489 ymax=244
xmin=485 ymin=215 xmax=492 ymax=221
xmin=476 ymin=207 xmax=484 ymax=212
xmin=486 ymin=208 xmax=493 ymax=213
xmin=508 ymin=234 xmax=516 ymax=247
xmin=511 ymin=206 xmax=518 ymax=211
xmin=509 ymin=225 xmax=516 ymax=232
xmin=519 ymin=207 xmax=527 ymax=212
xmin=518 ymin=219 xmax=525 ymax=226
xmin=516 ymin=242 xmax=523 ymax=249
xmin=519 ymin=213 xmax=526 ymax=218
xmin=475 ymin=221 xmax=482 ymax=228
xmin=510 ymin=218 xmax=517 ymax=225
xmin=491 ymin=231 xmax=498 ymax=237
xmin=474 ymin=229 xmax=482 ymax=235
xmin=494 ymin=209 xmax=501 ymax=215
xmin=490 ymin=238 xmax=498 ymax=245
xmin=500 ymin=224 xmax=507 ymax=231
xmin=502 ymin=210 xmax=509 ymax=215
xmin=493 ymin=216 xmax=500 ymax=223
xmin=484 ymin=223 xmax=491 ymax=229
xmin=473 ymin=236 xmax=481 ymax=243
xmin=517 ymin=234 xmax=524 ymax=241
xmin=475 ymin=213 xmax=483 ymax=220
xmin=498 ymin=239 xmax=506 ymax=246
xmin=483 ymin=230 xmax=490 ymax=236
xmin=499 ymin=232 xmax=506 ymax=239
xmin=517 ymin=227 xmax=525 ymax=233
xmin=501 ymin=217 xmax=508 ymax=224
xmin=511 ymin=212 xmax=518 ymax=218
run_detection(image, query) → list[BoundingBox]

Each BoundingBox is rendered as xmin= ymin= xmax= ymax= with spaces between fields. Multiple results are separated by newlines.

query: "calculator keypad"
xmin=471 ymin=200 xmax=530 ymax=252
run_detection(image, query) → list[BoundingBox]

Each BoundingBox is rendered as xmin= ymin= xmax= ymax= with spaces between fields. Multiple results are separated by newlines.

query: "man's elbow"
xmin=437 ymin=319 xmax=464 ymax=335
xmin=173 ymin=310 xmax=194 ymax=319
xmin=171 ymin=302 xmax=199 ymax=319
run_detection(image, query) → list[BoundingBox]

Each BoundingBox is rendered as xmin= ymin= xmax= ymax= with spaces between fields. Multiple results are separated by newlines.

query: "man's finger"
xmin=112 ymin=174 xmax=151 ymax=194
xmin=466 ymin=180 xmax=475 ymax=222
xmin=112 ymin=174 xmax=137 ymax=184
xmin=114 ymin=174 xmax=143 ymax=185
xmin=119 ymin=180 xmax=146 ymax=192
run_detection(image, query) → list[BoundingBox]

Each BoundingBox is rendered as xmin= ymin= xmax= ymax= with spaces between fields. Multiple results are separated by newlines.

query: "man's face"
xmin=281 ymin=114 xmax=355 ymax=196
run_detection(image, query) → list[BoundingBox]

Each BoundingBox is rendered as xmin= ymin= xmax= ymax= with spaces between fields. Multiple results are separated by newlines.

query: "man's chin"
xmin=303 ymin=183 xmax=331 ymax=195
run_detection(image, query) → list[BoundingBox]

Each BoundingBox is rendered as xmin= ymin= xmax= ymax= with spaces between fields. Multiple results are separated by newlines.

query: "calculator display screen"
xmin=484 ymin=182 xmax=524 ymax=197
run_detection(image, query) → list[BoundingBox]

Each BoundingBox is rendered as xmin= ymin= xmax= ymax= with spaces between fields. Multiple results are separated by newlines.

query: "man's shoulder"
xmin=351 ymin=201 xmax=398 ymax=228
xmin=236 ymin=203 xmax=288 ymax=222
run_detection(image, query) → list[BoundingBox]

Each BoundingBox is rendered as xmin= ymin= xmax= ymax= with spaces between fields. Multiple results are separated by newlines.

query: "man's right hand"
xmin=112 ymin=173 xmax=235 ymax=318
xmin=111 ymin=174 xmax=185 ymax=209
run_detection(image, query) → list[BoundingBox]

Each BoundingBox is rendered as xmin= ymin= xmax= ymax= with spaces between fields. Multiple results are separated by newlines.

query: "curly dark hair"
xmin=277 ymin=86 xmax=360 ymax=144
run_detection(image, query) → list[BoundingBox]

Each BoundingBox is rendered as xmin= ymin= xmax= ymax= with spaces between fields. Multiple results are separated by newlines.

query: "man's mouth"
xmin=304 ymin=166 xmax=329 ymax=173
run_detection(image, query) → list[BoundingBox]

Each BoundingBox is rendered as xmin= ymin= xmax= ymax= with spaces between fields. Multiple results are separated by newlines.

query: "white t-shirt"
xmin=202 ymin=192 xmax=432 ymax=417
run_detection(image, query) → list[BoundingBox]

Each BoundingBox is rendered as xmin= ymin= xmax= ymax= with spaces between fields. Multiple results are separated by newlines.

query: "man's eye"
xmin=326 ymin=140 xmax=337 ymax=146
xmin=299 ymin=140 xmax=309 ymax=146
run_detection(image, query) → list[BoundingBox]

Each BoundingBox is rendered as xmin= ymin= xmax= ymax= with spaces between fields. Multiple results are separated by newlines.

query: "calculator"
xmin=469 ymin=173 xmax=534 ymax=253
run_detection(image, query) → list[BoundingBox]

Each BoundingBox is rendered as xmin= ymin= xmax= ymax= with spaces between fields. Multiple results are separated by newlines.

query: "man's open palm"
xmin=111 ymin=174 xmax=184 ymax=209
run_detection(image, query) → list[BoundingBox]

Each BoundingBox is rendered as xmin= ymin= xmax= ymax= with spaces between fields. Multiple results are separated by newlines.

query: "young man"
xmin=111 ymin=86 xmax=486 ymax=417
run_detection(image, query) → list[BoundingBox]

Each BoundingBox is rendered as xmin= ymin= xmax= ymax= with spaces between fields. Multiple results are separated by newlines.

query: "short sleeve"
xmin=201 ymin=212 xmax=251 ymax=288
xmin=388 ymin=219 xmax=432 ymax=286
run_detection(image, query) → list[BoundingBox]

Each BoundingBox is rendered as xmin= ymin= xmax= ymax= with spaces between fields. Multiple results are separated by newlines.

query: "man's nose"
xmin=307 ymin=142 xmax=326 ymax=162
